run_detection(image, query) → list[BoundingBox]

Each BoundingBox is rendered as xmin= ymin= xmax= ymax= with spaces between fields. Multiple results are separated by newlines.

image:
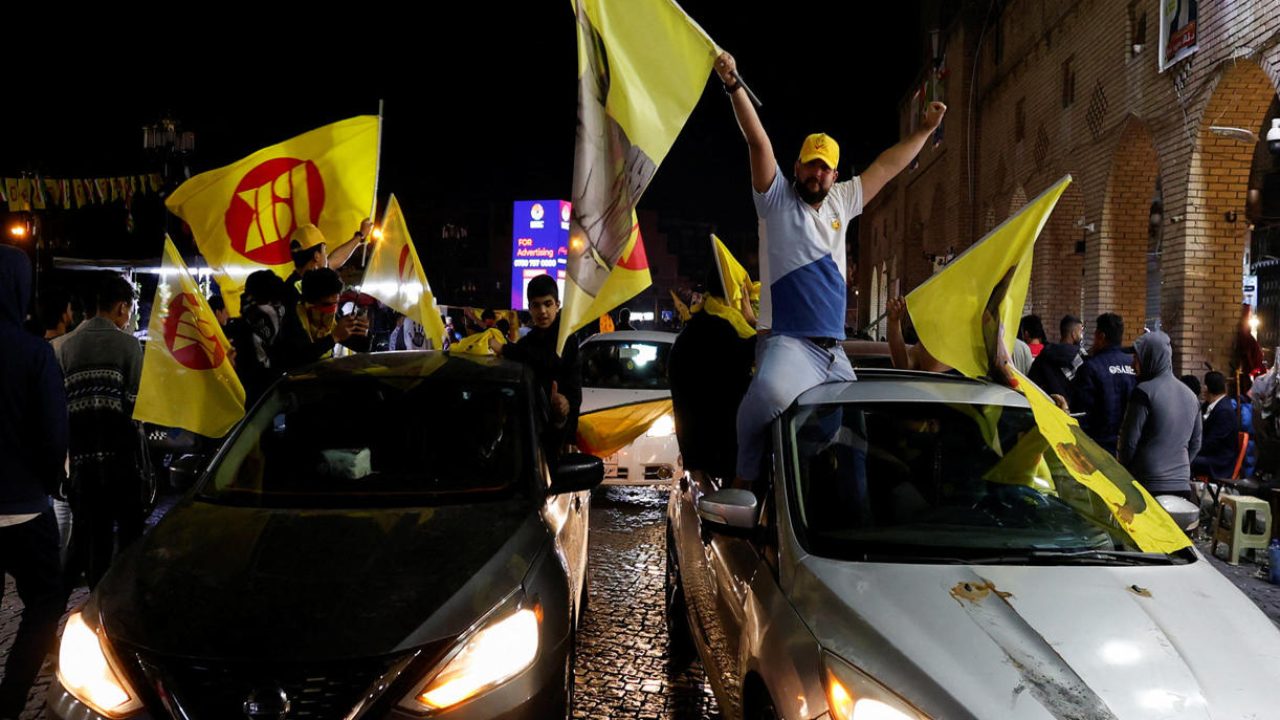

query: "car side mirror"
xmin=1156 ymin=494 xmax=1200 ymax=533
xmin=169 ymin=453 xmax=209 ymax=492
xmin=549 ymin=453 xmax=604 ymax=495
xmin=696 ymin=489 xmax=759 ymax=533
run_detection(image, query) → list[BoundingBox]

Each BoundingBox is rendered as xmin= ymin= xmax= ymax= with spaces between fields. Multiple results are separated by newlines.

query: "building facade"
xmin=859 ymin=0 xmax=1280 ymax=375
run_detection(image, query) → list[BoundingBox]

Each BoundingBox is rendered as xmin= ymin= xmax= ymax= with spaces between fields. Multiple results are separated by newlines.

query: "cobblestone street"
xmin=5 ymin=485 xmax=1278 ymax=719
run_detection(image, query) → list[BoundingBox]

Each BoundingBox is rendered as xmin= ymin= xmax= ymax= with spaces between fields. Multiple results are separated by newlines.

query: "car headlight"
xmin=646 ymin=413 xmax=676 ymax=437
xmin=824 ymin=651 xmax=931 ymax=720
xmin=56 ymin=612 xmax=143 ymax=718
xmin=399 ymin=603 xmax=541 ymax=712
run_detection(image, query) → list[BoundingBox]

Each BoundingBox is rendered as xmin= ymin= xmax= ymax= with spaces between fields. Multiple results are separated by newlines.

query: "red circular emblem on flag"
xmin=163 ymin=293 xmax=227 ymax=370
xmin=224 ymin=158 xmax=325 ymax=265
xmin=397 ymin=245 xmax=413 ymax=283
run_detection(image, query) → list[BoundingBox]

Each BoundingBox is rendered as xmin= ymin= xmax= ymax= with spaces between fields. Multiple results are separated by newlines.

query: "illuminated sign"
xmin=511 ymin=199 xmax=569 ymax=310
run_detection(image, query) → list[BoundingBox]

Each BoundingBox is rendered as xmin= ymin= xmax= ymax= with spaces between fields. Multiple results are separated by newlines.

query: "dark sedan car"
xmin=49 ymin=352 xmax=601 ymax=720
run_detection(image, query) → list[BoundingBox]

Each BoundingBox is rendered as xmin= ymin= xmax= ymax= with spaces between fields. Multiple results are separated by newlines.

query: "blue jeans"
xmin=736 ymin=334 xmax=856 ymax=484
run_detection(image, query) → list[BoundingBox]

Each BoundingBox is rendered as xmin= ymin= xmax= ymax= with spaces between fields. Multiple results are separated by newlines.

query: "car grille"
xmin=130 ymin=653 xmax=410 ymax=719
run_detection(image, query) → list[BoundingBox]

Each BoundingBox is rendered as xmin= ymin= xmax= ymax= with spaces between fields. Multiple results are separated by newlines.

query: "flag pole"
xmin=361 ymin=99 xmax=384 ymax=268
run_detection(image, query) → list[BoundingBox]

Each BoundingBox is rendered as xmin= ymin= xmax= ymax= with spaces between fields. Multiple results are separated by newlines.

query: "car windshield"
xmin=581 ymin=340 xmax=671 ymax=390
xmin=788 ymin=400 xmax=1167 ymax=562
xmin=198 ymin=376 xmax=533 ymax=508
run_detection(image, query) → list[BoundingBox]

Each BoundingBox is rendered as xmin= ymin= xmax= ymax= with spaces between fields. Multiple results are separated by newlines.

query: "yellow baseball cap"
xmin=289 ymin=224 xmax=327 ymax=252
xmin=799 ymin=133 xmax=839 ymax=169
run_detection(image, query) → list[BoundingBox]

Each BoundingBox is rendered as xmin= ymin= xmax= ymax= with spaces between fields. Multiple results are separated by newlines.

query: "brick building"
xmin=859 ymin=0 xmax=1280 ymax=375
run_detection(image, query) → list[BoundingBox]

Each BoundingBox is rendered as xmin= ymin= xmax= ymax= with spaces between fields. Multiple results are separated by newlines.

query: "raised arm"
xmin=715 ymin=52 xmax=775 ymax=193
xmin=328 ymin=218 xmax=373 ymax=270
xmin=859 ymin=101 xmax=947 ymax=205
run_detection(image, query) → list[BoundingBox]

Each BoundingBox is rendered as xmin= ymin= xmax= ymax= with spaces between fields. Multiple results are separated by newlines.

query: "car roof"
xmin=582 ymin=330 xmax=678 ymax=344
xmin=285 ymin=350 xmax=531 ymax=384
xmin=796 ymin=369 xmax=1032 ymax=408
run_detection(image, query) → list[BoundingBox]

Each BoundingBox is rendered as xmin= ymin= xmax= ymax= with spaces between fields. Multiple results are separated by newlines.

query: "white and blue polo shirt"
xmin=753 ymin=164 xmax=862 ymax=339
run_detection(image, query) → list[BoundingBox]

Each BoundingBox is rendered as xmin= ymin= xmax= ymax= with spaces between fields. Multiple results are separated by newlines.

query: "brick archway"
xmin=1170 ymin=61 xmax=1279 ymax=374
xmin=1089 ymin=116 xmax=1158 ymax=346
xmin=1031 ymin=179 xmax=1085 ymax=333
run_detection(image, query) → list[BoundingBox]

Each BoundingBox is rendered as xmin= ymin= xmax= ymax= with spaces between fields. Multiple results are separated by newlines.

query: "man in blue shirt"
xmin=715 ymin=52 xmax=946 ymax=488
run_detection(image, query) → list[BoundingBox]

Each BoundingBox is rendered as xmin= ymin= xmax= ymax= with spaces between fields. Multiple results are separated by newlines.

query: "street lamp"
xmin=8 ymin=221 xmax=27 ymax=240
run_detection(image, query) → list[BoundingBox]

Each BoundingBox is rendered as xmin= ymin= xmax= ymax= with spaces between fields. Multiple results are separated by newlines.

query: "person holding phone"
xmin=271 ymin=268 xmax=369 ymax=373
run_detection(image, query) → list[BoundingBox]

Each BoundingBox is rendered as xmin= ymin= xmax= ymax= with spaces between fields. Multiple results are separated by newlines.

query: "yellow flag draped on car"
xmin=1015 ymin=369 xmax=1191 ymax=554
xmin=907 ymin=176 xmax=1071 ymax=381
xmin=577 ymin=398 xmax=673 ymax=458
xmin=558 ymin=0 xmax=719 ymax=352
xmin=361 ymin=194 xmax=445 ymax=348
xmin=133 ymin=237 xmax=246 ymax=437
xmin=165 ymin=116 xmax=379 ymax=316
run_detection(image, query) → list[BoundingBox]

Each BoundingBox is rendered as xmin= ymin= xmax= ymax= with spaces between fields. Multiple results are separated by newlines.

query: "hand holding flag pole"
xmin=729 ymin=70 xmax=762 ymax=108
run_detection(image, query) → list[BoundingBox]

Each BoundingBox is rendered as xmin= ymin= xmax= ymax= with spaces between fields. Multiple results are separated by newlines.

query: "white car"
xmin=667 ymin=369 xmax=1280 ymax=719
xmin=579 ymin=331 xmax=681 ymax=485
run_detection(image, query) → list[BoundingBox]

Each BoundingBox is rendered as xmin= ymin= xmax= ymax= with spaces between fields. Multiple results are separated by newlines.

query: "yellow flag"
xmin=711 ymin=234 xmax=758 ymax=307
xmin=134 ymin=237 xmax=246 ymax=437
xmin=361 ymin=194 xmax=445 ymax=348
xmin=577 ymin=398 xmax=673 ymax=457
xmin=907 ymin=176 xmax=1071 ymax=380
xmin=669 ymin=290 xmax=691 ymax=322
xmin=166 ymin=116 xmax=379 ymax=315
xmin=1015 ymin=369 xmax=1191 ymax=553
xmin=559 ymin=0 xmax=718 ymax=351
xmin=451 ymin=328 xmax=506 ymax=356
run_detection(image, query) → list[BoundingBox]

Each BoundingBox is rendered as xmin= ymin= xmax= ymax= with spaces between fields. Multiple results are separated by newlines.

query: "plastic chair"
xmin=1211 ymin=494 xmax=1272 ymax=564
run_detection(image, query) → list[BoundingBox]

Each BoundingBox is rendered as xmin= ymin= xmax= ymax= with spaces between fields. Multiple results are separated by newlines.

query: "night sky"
xmin=1 ymin=4 xmax=923 ymax=262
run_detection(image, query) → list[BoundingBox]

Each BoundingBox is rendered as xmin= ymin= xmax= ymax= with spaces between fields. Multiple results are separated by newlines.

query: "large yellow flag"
xmin=134 ymin=237 xmax=246 ymax=437
xmin=166 ymin=116 xmax=379 ymax=316
xmin=907 ymin=176 xmax=1072 ymax=380
xmin=577 ymin=398 xmax=673 ymax=457
xmin=361 ymin=194 xmax=445 ymax=348
xmin=904 ymin=175 xmax=1189 ymax=553
xmin=559 ymin=0 xmax=719 ymax=351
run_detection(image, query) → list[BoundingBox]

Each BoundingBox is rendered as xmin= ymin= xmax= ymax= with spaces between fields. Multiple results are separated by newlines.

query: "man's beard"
xmin=794 ymin=178 xmax=829 ymax=205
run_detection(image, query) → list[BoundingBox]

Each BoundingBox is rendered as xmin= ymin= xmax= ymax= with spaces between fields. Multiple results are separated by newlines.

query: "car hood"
xmin=581 ymin=387 xmax=669 ymax=414
xmin=97 ymin=497 xmax=545 ymax=661
xmin=791 ymin=553 xmax=1280 ymax=719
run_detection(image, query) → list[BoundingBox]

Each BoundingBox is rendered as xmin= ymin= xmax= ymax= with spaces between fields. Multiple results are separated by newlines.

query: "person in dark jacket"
xmin=0 ymin=246 xmax=69 ymax=717
xmin=1028 ymin=339 xmax=1080 ymax=399
xmin=669 ymin=270 xmax=758 ymax=480
xmin=1191 ymin=371 xmax=1241 ymax=479
xmin=1069 ymin=313 xmax=1137 ymax=454
xmin=1118 ymin=330 xmax=1202 ymax=501
xmin=497 ymin=275 xmax=582 ymax=455
xmin=270 ymin=268 xmax=367 ymax=373
xmin=224 ymin=270 xmax=289 ymax=405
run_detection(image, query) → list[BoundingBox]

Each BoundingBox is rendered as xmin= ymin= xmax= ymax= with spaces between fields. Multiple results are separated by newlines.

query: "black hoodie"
xmin=0 ymin=246 xmax=67 ymax=514
xmin=1027 ymin=341 xmax=1081 ymax=398
xmin=1118 ymin=331 xmax=1202 ymax=493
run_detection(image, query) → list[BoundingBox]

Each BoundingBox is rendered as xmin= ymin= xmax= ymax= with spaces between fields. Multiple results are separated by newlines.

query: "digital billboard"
xmin=511 ymin=199 xmax=569 ymax=310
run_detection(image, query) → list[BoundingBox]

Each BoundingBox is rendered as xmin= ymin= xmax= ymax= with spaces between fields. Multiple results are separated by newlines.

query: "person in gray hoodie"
xmin=1118 ymin=330 xmax=1202 ymax=501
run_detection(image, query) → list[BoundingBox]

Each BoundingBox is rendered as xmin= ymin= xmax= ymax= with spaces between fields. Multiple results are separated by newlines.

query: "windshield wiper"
xmin=972 ymin=549 xmax=1184 ymax=566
